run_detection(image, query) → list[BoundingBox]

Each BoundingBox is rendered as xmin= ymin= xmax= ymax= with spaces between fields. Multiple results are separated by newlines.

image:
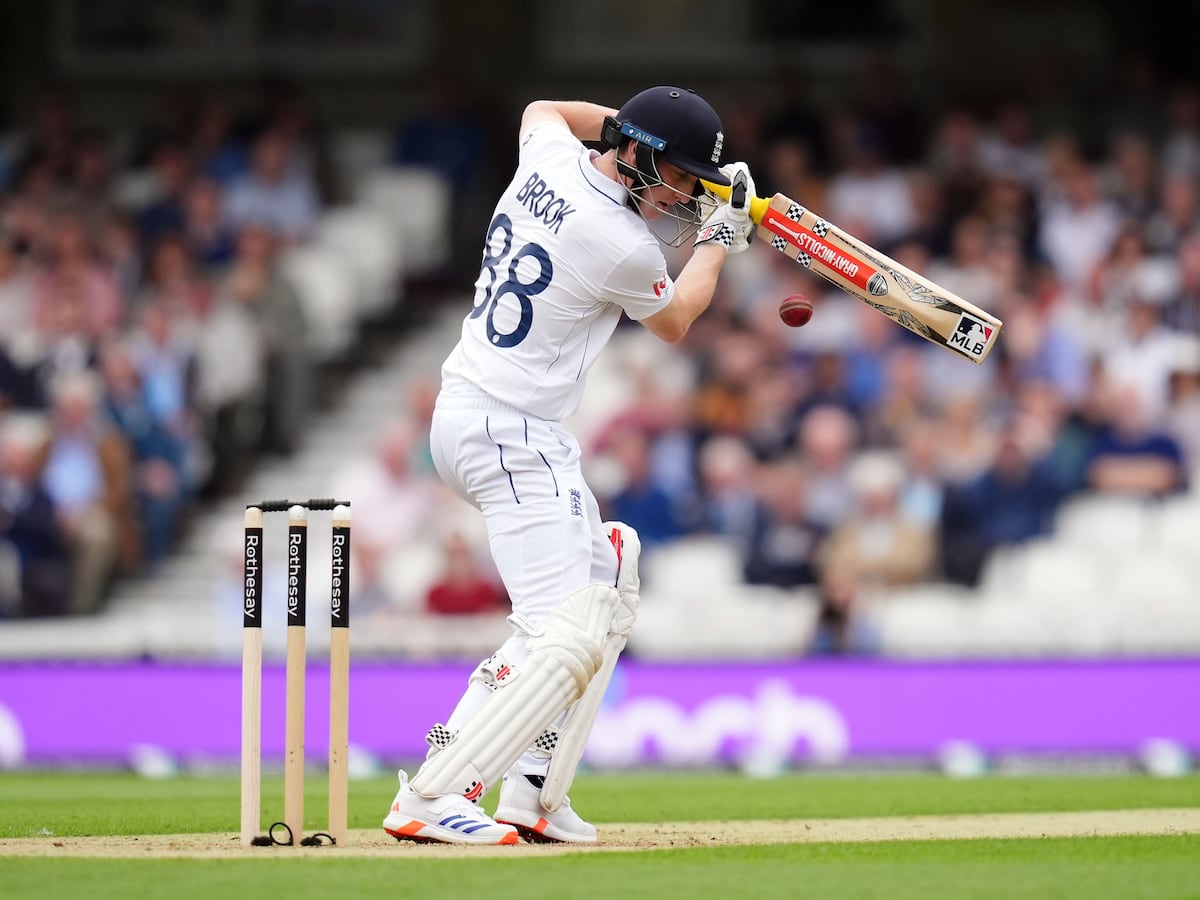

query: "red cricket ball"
xmin=779 ymin=294 xmax=814 ymax=327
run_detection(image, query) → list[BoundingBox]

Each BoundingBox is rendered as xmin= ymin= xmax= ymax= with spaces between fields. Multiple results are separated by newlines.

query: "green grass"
xmin=1 ymin=837 xmax=1199 ymax=900
xmin=2 ymin=772 xmax=1199 ymax=899
xmin=2 ymin=770 xmax=1199 ymax=837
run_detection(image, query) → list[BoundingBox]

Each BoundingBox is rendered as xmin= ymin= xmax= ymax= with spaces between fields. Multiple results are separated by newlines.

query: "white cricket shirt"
xmin=440 ymin=121 xmax=674 ymax=421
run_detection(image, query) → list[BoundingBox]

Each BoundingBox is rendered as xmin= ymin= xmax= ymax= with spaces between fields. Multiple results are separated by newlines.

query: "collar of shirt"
xmin=579 ymin=148 xmax=627 ymax=207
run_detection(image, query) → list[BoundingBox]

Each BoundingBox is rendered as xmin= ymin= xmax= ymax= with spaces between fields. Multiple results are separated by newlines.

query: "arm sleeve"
xmin=603 ymin=241 xmax=674 ymax=321
xmin=518 ymin=120 xmax=581 ymax=165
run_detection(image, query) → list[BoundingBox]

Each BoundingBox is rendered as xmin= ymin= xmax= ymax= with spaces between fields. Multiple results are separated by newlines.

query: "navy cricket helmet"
xmin=603 ymin=86 xmax=730 ymax=186
xmin=602 ymin=86 xmax=728 ymax=245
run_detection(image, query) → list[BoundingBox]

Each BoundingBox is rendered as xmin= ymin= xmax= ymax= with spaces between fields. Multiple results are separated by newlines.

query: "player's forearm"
xmin=523 ymin=100 xmax=617 ymax=143
xmin=644 ymin=244 xmax=726 ymax=343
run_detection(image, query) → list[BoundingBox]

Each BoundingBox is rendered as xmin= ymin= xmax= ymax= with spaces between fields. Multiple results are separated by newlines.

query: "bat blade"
xmin=703 ymin=181 xmax=1003 ymax=363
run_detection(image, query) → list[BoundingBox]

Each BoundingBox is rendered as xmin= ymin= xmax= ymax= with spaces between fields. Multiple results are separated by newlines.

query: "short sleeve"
xmin=518 ymin=120 xmax=582 ymax=166
xmin=604 ymin=240 xmax=674 ymax=321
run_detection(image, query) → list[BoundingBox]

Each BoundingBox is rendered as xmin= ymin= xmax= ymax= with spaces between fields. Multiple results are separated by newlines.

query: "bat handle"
xmin=701 ymin=178 xmax=770 ymax=224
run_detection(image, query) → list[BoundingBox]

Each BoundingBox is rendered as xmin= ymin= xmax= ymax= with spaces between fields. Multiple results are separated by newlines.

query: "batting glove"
xmin=693 ymin=161 xmax=756 ymax=254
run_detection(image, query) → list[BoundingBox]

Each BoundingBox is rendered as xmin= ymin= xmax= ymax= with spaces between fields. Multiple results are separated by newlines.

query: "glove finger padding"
xmin=694 ymin=161 xmax=756 ymax=254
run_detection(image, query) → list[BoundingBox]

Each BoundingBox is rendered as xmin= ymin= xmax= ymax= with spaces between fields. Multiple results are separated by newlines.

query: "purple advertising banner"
xmin=0 ymin=659 xmax=1197 ymax=768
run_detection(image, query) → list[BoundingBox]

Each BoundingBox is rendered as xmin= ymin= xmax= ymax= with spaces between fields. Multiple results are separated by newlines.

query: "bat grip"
xmin=731 ymin=179 xmax=747 ymax=208
xmin=701 ymin=178 xmax=769 ymax=224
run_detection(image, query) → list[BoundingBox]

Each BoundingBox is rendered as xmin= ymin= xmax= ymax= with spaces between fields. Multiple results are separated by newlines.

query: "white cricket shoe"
xmin=494 ymin=772 xmax=597 ymax=844
xmin=382 ymin=770 xmax=519 ymax=845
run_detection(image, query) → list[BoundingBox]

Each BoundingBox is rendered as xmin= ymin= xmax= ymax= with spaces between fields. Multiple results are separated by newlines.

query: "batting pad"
xmin=410 ymin=584 xmax=619 ymax=801
xmin=542 ymin=522 xmax=641 ymax=812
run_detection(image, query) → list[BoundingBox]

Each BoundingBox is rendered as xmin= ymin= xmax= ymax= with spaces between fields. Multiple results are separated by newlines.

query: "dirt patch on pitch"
xmin=2 ymin=808 xmax=1198 ymax=859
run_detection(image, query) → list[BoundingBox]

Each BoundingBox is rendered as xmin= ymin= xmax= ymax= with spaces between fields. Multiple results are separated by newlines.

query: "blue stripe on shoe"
xmin=460 ymin=821 xmax=496 ymax=834
xmin=439 ymin=815 xmax=468 ymax=827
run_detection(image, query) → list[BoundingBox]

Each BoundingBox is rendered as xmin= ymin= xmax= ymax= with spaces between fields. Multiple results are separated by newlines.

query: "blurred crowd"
xmin=4 ymin=59 xmax=1200 ymax=658
xmin=0 ymin=89 xmax=344 ymax=617
xmin=582 ymin=57 xmax=1200 ymax=654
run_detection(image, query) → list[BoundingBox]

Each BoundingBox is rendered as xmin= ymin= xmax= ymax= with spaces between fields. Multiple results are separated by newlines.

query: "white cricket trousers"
xmin=430 ymin=393 xmax=619 ymax=634
xmin=427 ymin=391 xmax=620 ymax=773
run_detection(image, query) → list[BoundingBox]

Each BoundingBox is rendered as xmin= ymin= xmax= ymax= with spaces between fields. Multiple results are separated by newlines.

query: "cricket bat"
xmin=703 ymin=179 xmax=1003 ymax=363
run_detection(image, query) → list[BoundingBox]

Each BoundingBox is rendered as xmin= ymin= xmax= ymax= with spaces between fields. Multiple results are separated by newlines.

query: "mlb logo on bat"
xmin=949 ymin=312 xmax=996 ymax=359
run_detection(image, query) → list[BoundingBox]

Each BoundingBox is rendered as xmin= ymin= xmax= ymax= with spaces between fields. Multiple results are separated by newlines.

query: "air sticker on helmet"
xmin=620 ymin=122 xmax=667 ymax=151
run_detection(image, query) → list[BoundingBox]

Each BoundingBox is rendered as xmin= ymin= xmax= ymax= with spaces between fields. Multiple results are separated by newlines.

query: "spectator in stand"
xmin=795 ymin=351 xmax=862 ymax=422
xmin=837 ymin=303 xmax=907 ymax=434
xmin=797 ymin=404 xmax=859 ymax=529
xmin=1086 ymin=220 xmax=1151 ymax=315
xmin=28 ymin=269 xmax=100 ymax=393
xmin=1143 ymin=172 xmax=1200 ymax=255
xmin=0 ymin=414 xmax=71 ymax=617
xmin=742 ymin=365 xmax=803 ymax=461
xmin=190 ymin=260 xmax=264 ymax=496
xmin=425 ymin=529 xmax=507 ymax=616
xmin=40 ymin=371 xmax=138 ymax=613
xmin=695 ymin=433 xmax=760 ymax=548
xmin=596 ymin=420 xmax=691 ymax=550
xmin=858 ymin=337 xmax=930 ymax=448
xmin=0 ymin=228 xmax=34 ymax=334
xmin=224 ymin=223 xmax=312 ymax=454
xmin=978 ymin=100 xmax=1044 ymax=189
xmin=1013 ymin=378 xmax=1093 ymax=499
xmin=127 ymin=301 xmax=199 ymax=456
xmin=0 ymin=229 xmax=43 ymax=408
xmin=1085 ymin=380 xmax=1188 ymax=498
xmin=224 ymin=128 xmax=320 ymax=243
xmin=136 ymin=231 xmax=211 ymax=320
xmin=894 ymin=416 xmax=946 ymax=529
xmin=894 ymin=171 xmax=953 ymax=257
xmin=825 ymin=117 xmax=916 ymax=247
xmin=32 ymin=209 xmax=124 ymax=346
xmin=1001 ymin=290 xmax=1090 ymax=408
xmin=329 ymin=417 xmax=440 ymax=611
xmin=817 ymin=450 xmax=936 ymax=588
xmin=939 ymin=420 xmax=1063 ymax=587
xmin=926 ymin=215 xmax=1004 ymax=318
xmin=98 ymin=213 xmax=145 ymax=307
xmin=742 ymin=456 xmax=825 ymax=588
xmin=0 ymin=347 xmax=39 ymax=413
xmin=135 ymin=141 xmax=191 ymax=246
xmin=1164 ymin=336 xmax=1200 ymax=468
xmin=265 ymin=86 xmax=329 ymax=196
xmin=932 ymin=389 xmax=998 ymax=488
xmin=182 ymin=176 xmax=237 ymax=271
xmin=975 ymin=171 xmax=1040 ymax=261
xmin=1037 ymin=157 xmax=1123 ymax=296
xmin=925 ymin=106 xmax=988 ymax=228
xmin=1104 ymin=274 xmax=1183 ymax=422
xmin=693 ymin=324 xmax=767 ymax=440
xmin=1163 ymin=231 xmax=1200 ymax=333
xmin=97 ymin=339 xmax=191 ymax=569
xmin=1105 ymin=132 xmax=1159 ymax=221
xmin=68 ymin=130 xmax=116 ymax=233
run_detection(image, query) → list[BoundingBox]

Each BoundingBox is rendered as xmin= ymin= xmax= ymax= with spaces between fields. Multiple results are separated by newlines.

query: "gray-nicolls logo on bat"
xmin=867 ymin=274 xmax=889 ymax=296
